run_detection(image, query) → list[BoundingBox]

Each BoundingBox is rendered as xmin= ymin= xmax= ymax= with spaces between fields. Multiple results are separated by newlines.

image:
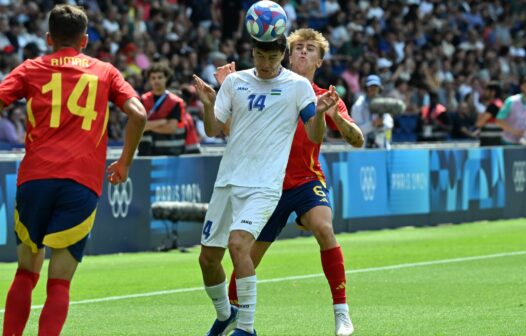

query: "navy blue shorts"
xmin=15 ymin=179 xmax=99 ymax=262
xmin=257 ymin=180 xmax=331 ymax=242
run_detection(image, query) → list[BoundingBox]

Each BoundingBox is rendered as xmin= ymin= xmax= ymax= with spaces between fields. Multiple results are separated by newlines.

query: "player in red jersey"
xmin=217 ymin=28 xmax=363 ymax=336
xmin=0 ymin=5 xmax=146 ymax=336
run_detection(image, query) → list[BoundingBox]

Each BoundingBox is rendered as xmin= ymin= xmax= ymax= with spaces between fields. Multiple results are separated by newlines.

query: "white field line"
xmin=1 ymin=250 xmax=525 ymax=313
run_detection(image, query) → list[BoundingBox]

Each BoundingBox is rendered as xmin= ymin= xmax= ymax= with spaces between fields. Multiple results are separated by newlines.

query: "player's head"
xmin=147 ymin=62 xmax=172 ymax=93
xmin=365 ymin=74 xmax=382 ymax=97
xmin=252 ymin=35 xmax=287 ymax=79
xmin=47 ymin=4 xmax=88 ymax=50
xmin=288 ymin=28 xmax=329 ymax=78
xmin=484 ymin=81 xmax=501 ymax=100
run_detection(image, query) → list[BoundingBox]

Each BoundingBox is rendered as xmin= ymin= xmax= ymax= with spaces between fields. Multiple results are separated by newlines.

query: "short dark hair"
xmin=146 ymin=62 xmax=173 ymax=80
xmin=487 ymin=81 xmax=502 ymax=99
xmin=252 ymin=35 xmax=288 ymax=53
xmin=49 ymin=4 xmax=88 ymax=46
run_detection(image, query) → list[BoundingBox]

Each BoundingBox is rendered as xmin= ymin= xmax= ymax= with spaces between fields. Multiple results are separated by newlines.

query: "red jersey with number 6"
xmin=282 ymin=83 xmax=354 ymax=190
xmin=0 ymin=47 xmax=138 ymax=195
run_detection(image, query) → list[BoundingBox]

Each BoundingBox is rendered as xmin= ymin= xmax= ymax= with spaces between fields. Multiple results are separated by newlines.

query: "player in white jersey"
xmin=193 ymin=35 xmax=339 ymax=336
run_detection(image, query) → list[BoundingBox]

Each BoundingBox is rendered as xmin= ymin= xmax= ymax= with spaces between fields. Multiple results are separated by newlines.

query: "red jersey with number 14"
xmin=282 ymin=83 xmax=354 ymax=190
xmin=0 ymin=48 xmax=138 ymax=195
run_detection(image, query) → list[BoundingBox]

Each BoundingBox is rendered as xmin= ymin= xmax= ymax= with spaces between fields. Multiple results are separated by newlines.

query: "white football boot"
xmin=334 ymin=309 xmax=354 ymax=336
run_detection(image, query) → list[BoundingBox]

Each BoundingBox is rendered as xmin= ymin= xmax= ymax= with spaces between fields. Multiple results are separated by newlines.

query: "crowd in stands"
xmin=0 ymin=0 xmax=525 ymax=151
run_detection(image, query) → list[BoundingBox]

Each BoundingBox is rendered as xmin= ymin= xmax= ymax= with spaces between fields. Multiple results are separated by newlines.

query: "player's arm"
xmin=303 ymin=86 xmax=338 ymax=144
xmin=145 ymin=103 xmax=183 ymax=134
xmin=107 ymin=97 xmax=146 ymax=184
xmin=193 ymin=74 xmax=225 ymax=137
xmin=476 ymin=104 xmax=499 ymax=128
xmin=326 ymin=101 xmax=364 ymax=147
xmin=475 ymin=112 xmax=492 ymax=128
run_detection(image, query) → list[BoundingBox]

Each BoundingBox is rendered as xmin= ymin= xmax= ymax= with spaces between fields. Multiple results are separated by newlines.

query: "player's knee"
xmin=312 ymin=221 xmax=335 ymax=243
xmin=228 ymin=232 xmax=252 ymax=258
xmin=198 ymin=250 xmax=221 ymax=271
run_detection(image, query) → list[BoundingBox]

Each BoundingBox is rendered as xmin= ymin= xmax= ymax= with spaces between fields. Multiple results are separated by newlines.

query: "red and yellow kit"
xmin=0 ymin=48 xmax=138 ymax=195
xmin=282 ymin=83 xmax=354 ymax=190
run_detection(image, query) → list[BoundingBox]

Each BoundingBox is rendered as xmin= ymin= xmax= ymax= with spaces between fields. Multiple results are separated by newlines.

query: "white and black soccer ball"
xmin=245 ymin=0 xmax=287 ymax=42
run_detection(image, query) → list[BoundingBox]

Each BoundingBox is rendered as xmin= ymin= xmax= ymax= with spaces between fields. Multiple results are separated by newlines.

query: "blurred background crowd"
xmin=0 ymin=0 xmax=525 ymax=150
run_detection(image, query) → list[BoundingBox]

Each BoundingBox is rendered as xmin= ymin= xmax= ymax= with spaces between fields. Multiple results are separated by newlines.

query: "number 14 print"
xmin=247 ymin=94 xmax=266 ymax=111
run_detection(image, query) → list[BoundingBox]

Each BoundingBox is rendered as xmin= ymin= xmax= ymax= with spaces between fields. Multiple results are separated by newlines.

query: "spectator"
xmin=450 ymin=101 xmax=478 ymax=140
xmin=138 ymin=62 xmax=186 ymax=156
xmin=476 ymin=81 xmax=503 ymax=146
xmin=351 ymin=74 xmax=393 ymax=149
xmin=419 ymin=91 xmax=451 ymax=141
xmin=0 ymin=0 xmax=524 ymax=147
xmin=0 ymin=103 xmax=25 ymax=145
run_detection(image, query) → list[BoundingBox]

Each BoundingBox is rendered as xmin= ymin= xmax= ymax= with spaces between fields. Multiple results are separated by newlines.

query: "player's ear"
xmin=80 ymin=34 xmax=88 ymax=49
xmin=45 ymin=32 xmax=53 ymax=47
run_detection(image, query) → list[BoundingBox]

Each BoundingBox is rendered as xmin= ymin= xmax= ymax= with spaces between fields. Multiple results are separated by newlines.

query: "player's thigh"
xmin=299 ymin=205 xmax=333 ymax=232
xmin=15 ymin=179 xmax=61 ymax=253
xmin=295 ymin=180 xmax=333 ymax=230
xmin=201 ymin=186 xmax=233 ymax=248
xmin=48 ymin=248 xmax=79 ymax=280
xmin=256 ymin=188 xmax=297 ymax=243
xmin=16 ymin=243 xmax=45 ymax=273
xmin=230 ymin=186 xmax=281 ymax=240
xmin=45 ymin=179 xmax=99 ymax=263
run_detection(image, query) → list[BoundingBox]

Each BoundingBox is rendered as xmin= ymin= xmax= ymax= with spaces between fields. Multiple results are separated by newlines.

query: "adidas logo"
xmin=320 ymin=198 xmax=328 ymax=203
xmin=336 ymin=282 xmax=346 ymax=290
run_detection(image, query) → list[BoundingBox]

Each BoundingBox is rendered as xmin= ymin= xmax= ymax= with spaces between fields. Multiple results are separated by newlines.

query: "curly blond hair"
xmin=287 ymin=28 xmax=329 ymax=59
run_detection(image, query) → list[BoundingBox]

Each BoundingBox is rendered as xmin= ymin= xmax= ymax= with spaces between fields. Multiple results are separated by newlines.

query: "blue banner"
xmin=330 ymin=151 xmax=389 ymax=218
xmin=387 ymin=150 xmax=429 ymax=215
xmin=429 ymin=148 xmax=505 ymax=212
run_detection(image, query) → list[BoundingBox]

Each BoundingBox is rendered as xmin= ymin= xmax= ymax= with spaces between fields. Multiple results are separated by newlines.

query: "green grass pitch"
xmin=1 ymin=219 xmax=525 ymax=335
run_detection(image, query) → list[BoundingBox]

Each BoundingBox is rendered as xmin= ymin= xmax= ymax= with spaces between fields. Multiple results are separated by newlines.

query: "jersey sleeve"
xmin=296 ymin=78 xmax=317 ymax=112
xmin=496 ymin=97 xmax=513 ymax=120
xmin=214 ymin=74 xmax=233 ymax=123
xmin=0 ymin=62 xmax=27 ymax=106
xmin=486 ymin=103 xmax=499 ymax=117
xmin=108 ymin=65 xmax=139 ymax=110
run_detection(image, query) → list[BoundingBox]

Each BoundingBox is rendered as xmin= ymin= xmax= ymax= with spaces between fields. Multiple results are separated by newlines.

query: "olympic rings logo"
xmin=360 ymin=166 xmax=376 ymax=201
xmin=513 ymin=161 xmax=526 ymax=193
xmin=108 ymin=178 xmax=133 ymax=218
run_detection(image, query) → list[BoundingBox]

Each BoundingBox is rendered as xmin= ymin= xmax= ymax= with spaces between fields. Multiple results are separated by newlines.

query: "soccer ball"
xmin=245 ymin=1 xmax=287 ymax=42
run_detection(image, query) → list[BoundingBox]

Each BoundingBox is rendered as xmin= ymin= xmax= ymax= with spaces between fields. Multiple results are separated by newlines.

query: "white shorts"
xmin=201 ymin=185 xmax=281 ymax=248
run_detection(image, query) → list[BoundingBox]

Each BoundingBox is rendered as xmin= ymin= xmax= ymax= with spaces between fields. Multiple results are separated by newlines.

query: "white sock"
xmin=334 ymin=303 xmax=349 ymax=313
xmin=236 ymin=275 xmax=257 ymax=333
xmin=205 ymin=280 xmax=231 ymax=321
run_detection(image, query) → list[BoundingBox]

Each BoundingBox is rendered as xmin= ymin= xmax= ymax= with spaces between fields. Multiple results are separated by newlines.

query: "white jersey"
xmin=214 ymin=68 xmax=316 ymax=190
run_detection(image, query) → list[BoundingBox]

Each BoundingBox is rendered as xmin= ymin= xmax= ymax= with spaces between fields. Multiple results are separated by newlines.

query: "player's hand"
xmin=214 ymin=62 xmax=236 ymax=86
xmin=316 ymin=85 xmax=338 ymax=114
xmin=106 ymin=160 xmax=129 ymax=185
xmin=193 ymin=74 xmax=217 ymax=106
